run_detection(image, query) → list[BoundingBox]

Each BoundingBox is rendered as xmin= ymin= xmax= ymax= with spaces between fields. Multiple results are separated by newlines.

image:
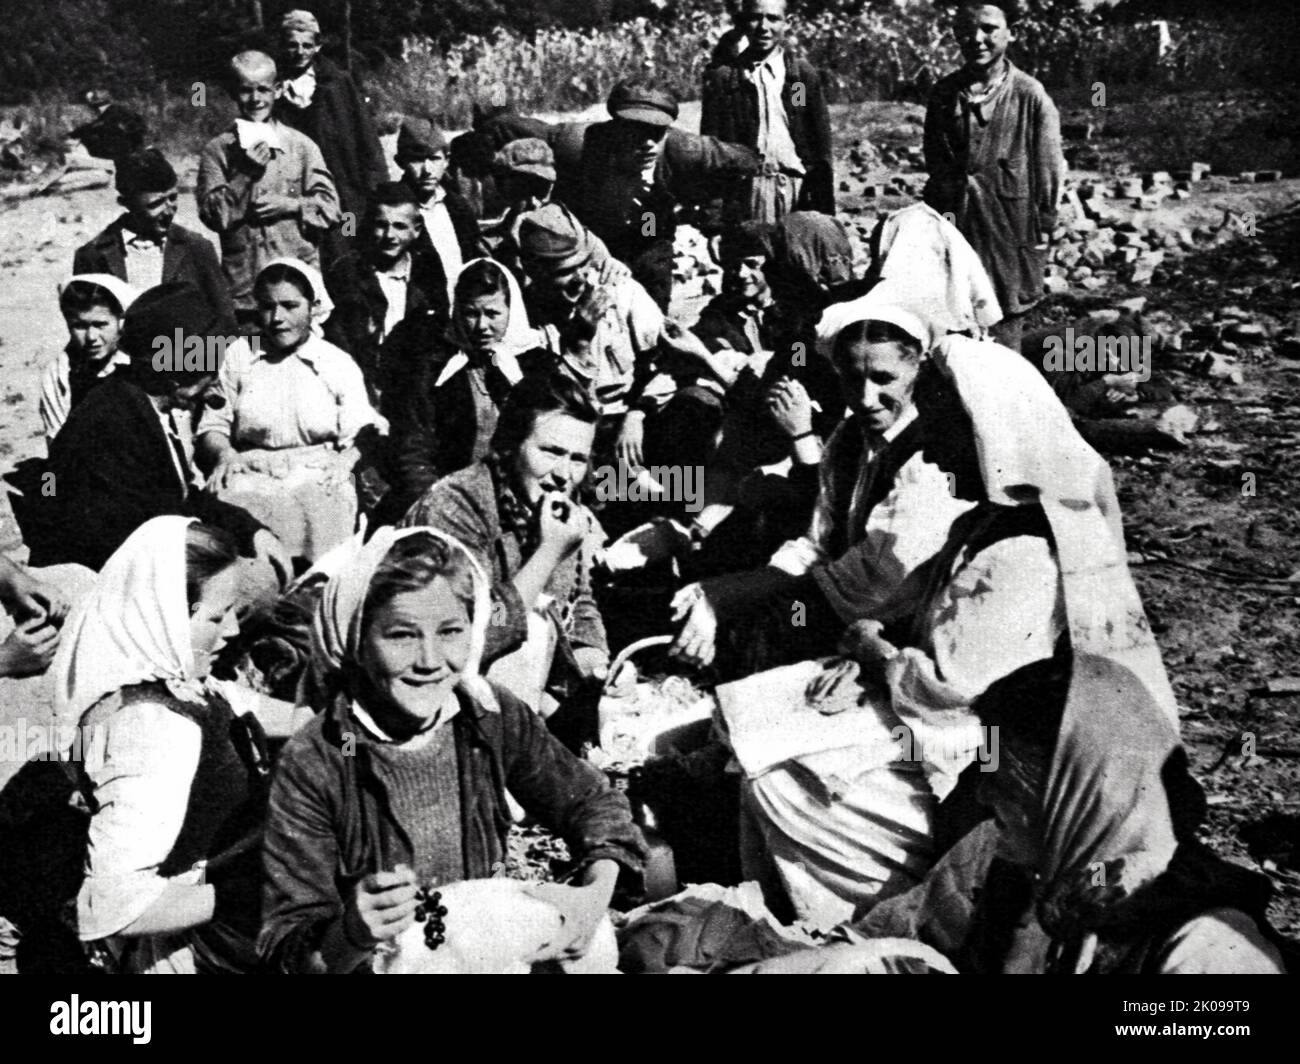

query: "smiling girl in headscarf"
xmin=258 ymin=525 xmax=645 ymax=973
xmin=196 ymin=257 xmax=383 ymax=565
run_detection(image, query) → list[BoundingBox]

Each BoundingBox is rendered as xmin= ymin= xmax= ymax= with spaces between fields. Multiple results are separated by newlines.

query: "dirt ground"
xmin=1 ymin=94 xmax=1297 ymax=941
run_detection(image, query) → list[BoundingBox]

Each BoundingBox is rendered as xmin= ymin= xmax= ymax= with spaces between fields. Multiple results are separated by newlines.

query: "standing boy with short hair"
xmin=702 ymin=0 xmax=835 ymax=223
xmin=923 ymin=1 xmax=1064 ymax=350
xmin=197 ymin=50 xmax=341 ymax=327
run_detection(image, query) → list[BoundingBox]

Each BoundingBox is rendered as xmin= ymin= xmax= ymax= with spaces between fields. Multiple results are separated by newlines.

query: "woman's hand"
xmin=343 ymin=865 xmax=419 ymax=948
xmin=0 ymin=618 xmax=61 ymax=678
xmin=838 ymin=619 xmax=899 ymax=681
xmin=524 ymin=860 xmax=618 ymax=962
xmin=243 ymin=141 xmax=273 ymax=170
xmin=537 ymin=492 xmax=587 ymax=558
xmin=205 ymin=452 xmax=247 ymax=495
xmin=669 ymin=583 xmax=719 ymax=668
xmin=0 ymin=562 xmax=68 ymax=625
xmin=615 ymin=411 xmax=646 ymax=471
xmin=766 ymin=377 xmax=814 ymax=438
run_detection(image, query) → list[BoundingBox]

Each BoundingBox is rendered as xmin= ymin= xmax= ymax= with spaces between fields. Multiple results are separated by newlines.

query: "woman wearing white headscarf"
xmin=258 ymin=525 xmax=645 ymax=973
xmin=197 ymin=257 xmax=383 ymax=564
xmin=673 ymin=289 xmax=1172 ymax=929
xmin=380 ymin=256 xmax=551 ymax=517
xmin=41 ymin=273 xmax=141 ymax=444
xmin=49 ymin=516 xmax=301 ymax=973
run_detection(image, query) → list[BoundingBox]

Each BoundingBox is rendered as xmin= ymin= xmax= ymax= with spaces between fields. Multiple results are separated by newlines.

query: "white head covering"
xmin=815 ymin=280 xmax=940 ymax=358
xmin=58 ymin=273 xmax=141 ymax=318
xmin=931 ymin=335 xmax=1178 ymax=727
xmin=308 ymin=525 xmax=499 ymax=713
xmin=438 ymin=258 xmax=538 ymax=387
xmin=256 ymin=257 xmax=335 ymax=338
xmin=50 ymin=516 xmax=203 ymax=746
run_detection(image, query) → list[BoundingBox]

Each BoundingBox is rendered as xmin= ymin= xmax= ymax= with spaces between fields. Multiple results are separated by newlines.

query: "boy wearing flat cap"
xmin=701 ymin=0 xmax=835 ymax=223
xmin=395 ymin=116 xmax=485 ymax=301
xmin=74 ymin=148 xmax=235 ymax=329
xmin=924 ymin=1 xmax=1064 ymax=350
xmin=563 ymin=78 xmax=761 ymax=311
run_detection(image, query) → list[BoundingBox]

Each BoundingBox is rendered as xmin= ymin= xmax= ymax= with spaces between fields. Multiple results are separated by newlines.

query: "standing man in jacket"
xmin=701 ymin=0 xmax=835 ymax=223
xmin=274 ymin=9 xmax=388 ymax=249
xmin=923 ymin=1 xmax=1064 ymax=351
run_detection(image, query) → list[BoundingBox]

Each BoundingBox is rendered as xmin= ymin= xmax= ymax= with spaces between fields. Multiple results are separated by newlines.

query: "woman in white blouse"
xmin=49 ymin=516 xmax=303 ymax=973
xmin=197 ymin=257 xmax=382 ymax=567
xmin=667 ymin=286 xmax=1161 ymax=930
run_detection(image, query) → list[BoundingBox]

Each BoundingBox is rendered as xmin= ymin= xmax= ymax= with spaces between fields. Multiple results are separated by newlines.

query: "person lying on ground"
xmin=52 ymin=517 xmax=305 ymax=973
xmin=39 ymin=274 xmax=139 ymax=445
xmin=322 ymin=180 xmax=450 ymax=397
xmin=197 ymin=259 xmax=382 ymax=569
xmin=197 ymin=50 xmax=341 ymax=328
xmin=259 ymin=525 xmax=646 ymax=973
xmin=73 ymin=148 xmax=235 ymax=329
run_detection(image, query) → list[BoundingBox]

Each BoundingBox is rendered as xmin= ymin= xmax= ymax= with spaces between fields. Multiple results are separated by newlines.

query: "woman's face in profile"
xmin=360 ymin=577 xmax=472 ymax=729
xmin=189 ymin=564 xmax=242 ymax=681
xmin=256 ymin=279 xmax=314 ymax=353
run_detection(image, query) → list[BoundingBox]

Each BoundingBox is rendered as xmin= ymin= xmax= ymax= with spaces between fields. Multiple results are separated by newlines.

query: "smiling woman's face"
xmin=834 ymin=338 xmax=922 ymax=435
xmin=359 ymin=578 xmax=472 ymax=731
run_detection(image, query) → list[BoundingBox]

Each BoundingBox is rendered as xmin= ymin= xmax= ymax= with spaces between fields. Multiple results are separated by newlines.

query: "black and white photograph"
xmin=0 ymin=0 xmax=1295 ymax=1026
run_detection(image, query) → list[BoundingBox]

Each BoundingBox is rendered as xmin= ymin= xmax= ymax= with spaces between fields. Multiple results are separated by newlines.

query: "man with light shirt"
xmin=73 ymin=148 xmax=235 ymax=330
xmin=394 ymin=117 xmax=485 ymax=304
xmin=702 ymin=0 xmax=835 ymax=223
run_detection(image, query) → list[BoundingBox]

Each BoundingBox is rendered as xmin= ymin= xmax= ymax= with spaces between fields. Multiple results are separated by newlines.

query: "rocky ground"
xmin=1 ymin=92 xmax=1297 ymax=940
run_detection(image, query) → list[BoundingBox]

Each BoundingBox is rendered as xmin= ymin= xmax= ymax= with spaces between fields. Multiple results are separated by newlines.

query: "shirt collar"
xmin=376 ymin=253 xmax=412 ymax=281
xmin=251 ymin=334 xmax=319 ymax=366
xmin=860 ymin=402 xmax=919 ymax=447
xmin=350 ymin=694 xmax=459 ymax=747
xmin=124 ymin=231 xmax=163 ymax=249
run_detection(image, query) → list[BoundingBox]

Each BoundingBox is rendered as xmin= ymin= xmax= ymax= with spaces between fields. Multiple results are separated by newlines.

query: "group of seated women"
xmin=2 ymin=199 xmax=1291 ymax=974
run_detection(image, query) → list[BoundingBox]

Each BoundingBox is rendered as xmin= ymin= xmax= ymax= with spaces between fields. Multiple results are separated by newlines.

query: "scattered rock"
xmin=1200 ymin=352 xmax=1244 ymax=385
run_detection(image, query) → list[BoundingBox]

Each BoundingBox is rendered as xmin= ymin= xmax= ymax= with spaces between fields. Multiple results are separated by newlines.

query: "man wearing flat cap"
xmin=395 ymin=116 xmax=485 ymax=301
xmin=274 ymin=9 xmax=388 ymax=232
xmin=517 ymin=204 xmax=746 ymax=529
xmin=30 ymin=283 xmax=281 ymax=576
xmin=73 ymin=148 xmax=236 ymax=330
xmin=560 ymin=78 xmax=761 ymax=311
